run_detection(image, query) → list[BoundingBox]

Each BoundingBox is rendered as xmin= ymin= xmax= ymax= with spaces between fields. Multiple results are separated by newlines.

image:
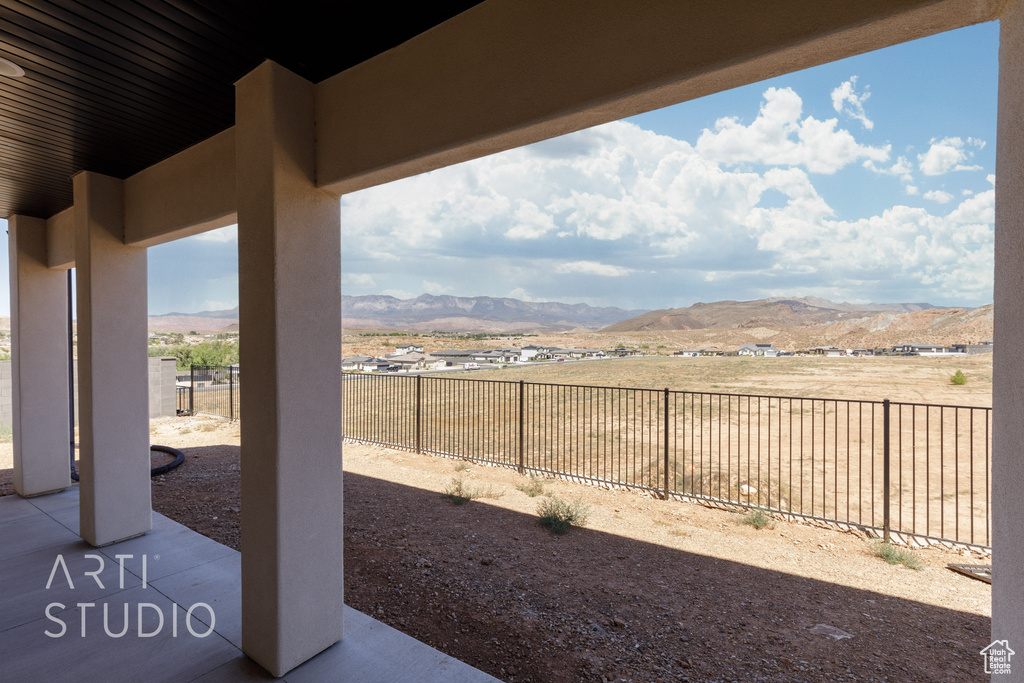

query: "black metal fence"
xmin=179 ymin=367 xmax=991 ymax=547
xmin=341 ymin=374 xmax=992 ymax=548
xmin=181 ymin=364 xmax=240 ymax=420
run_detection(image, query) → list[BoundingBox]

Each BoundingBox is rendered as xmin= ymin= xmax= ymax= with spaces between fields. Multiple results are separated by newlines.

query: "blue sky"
xmin=0 ymin=22 xmax=1000 ymax=316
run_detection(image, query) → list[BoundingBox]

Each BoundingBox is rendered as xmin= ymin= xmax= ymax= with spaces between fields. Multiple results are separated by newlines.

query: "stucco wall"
xmin=0 ymin=356 xmax=176 ymax=429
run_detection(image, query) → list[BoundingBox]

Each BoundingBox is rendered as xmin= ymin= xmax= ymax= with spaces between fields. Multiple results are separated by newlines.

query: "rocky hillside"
xmin=602 ymin=297 xmax=939 ymax=332
xmin=598 ymin=304 xmax=993 ymax=352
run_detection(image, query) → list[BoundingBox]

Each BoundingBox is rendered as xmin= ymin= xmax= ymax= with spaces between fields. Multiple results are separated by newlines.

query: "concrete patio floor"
xmin=0 ymin=485 xmax=499 ymax=682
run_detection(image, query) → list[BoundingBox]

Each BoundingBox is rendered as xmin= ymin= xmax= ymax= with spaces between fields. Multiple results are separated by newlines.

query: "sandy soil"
xmin=1 ymin=415 xmax=992 ymax=682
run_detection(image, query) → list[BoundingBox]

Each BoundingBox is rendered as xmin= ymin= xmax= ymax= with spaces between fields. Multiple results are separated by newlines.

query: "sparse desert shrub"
xmin=441 ymin=477 xmax=503 ymax=505
xmin=870 ymin=541 xmax=924 ymax=570
xmin=537 ymin=495 xmax=589 ymax=534
xmin=516 ymin=476 xmax=545 ymax=497
xmin=442 ymin=477 xmax=480 ymax=505
xmin=740 ymin=507 xmax=774 ymax=530
xmin=950 ymin=370 xmax=967 ymax=385
xmin=453 ymin=461 xmax=469 ymax=472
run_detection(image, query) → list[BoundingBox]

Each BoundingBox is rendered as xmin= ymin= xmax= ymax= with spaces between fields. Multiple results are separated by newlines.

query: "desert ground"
xmin=0 ymin=355 xmax=994 ymax=681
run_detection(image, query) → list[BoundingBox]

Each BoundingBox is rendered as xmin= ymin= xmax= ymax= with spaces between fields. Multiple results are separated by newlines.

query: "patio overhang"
xmin=2 ymin=0 xmax=1019 ymax=679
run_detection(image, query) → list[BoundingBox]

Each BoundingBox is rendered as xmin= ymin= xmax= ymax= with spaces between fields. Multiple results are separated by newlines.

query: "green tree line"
xmin=149 ymin=340 xmax=239 ymax=370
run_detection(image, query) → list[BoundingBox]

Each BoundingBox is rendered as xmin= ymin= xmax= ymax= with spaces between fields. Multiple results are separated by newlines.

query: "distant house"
xmin=519 ymin=344 xmax=552 ymax=361
xmin=473 ymin=349 xmax=521 ymax=364
xmin=738 ymin=343 xmax=780 ymax=357
xmin=362 ymin=358 xmax=393 ymax=373
xmin=949 ymin=343 xmax=994 ymax=355
xmin=392 ymin=343 xmax=424 ymax=355
xmin=893 ymin=343 xmax=946 ymax=355
xmin=810 ymin=346 xmax=844 ymax=357
xmin=430 ymin=349 xmax=475 ymax=365
xmin=341 ymin=356 xmax=391 ymax=373
xmin=612 ymin=347 xmax=642 ymax=357
xmin=673 ymin=350 xmax=698 ymax=357
xmin=342 ymin=356 xmax=372 ymax=372
xmin=385 ymin=355 xmax=418 ymax=370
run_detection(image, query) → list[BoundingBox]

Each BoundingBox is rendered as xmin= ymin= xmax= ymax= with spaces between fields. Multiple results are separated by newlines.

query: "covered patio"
xmin=0 ymin=485 xmax=494 ymax=681
xmin=1 ymin=1 xmax=1020 ymax=679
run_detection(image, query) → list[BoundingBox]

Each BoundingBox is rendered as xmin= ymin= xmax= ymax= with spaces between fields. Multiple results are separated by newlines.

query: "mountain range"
xmin=150 ymin=295 xmax=645 ymax=332
xmin=146 ymin=295 xmax=990 ymax=346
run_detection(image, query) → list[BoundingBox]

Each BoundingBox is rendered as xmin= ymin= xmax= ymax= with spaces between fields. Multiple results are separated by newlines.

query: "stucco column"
xmin=235 ymin=61 xmax=344 ymax=677
xmin=73 ymin=171 xmax=151 ymax=547
xmin=7 ymin=215 xmax=71 ymax=497
xmin=994 ymin=3 xmax=1024 ymax=679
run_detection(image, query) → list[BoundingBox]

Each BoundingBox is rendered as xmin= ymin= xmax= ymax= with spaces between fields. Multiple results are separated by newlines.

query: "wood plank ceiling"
xmin=0 ymin=0 xmax=479 ymax=219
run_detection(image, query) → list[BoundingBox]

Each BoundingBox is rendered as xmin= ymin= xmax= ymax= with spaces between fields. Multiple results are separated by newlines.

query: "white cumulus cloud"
xmin=421 ymin=280 xmax=451 ymax=294
xmin=831 ymin=76 xmax=874 ymax=129
xmin=342 ymin=273 xmax=376 ymax=288
xmin=555 ymin=261 xmax=635 ymax=277
xmin=338 ymin=85 xmax=994 ymax=308
xmin=918 ymin=137 xmax=984 ymax=175
xmin=695 ymin=87 xmax=889 ymax=174
xmin=923 ymin=190 xmax=954 ymax=204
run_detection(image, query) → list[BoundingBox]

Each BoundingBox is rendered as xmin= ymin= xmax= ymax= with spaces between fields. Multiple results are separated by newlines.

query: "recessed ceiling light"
xmin=0 ymin=57 xmax=25 ymax=78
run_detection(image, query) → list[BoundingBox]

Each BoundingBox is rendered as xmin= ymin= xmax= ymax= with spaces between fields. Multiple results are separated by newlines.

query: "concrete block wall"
xmin=0 ymin=356 xmax=177 ymax=429
xmin=149 ymin=356 xmax=178 ymax=418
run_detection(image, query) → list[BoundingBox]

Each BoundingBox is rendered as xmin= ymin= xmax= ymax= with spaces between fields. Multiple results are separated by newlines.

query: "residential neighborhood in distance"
xmin=340 ymin=339 xmax=994 ymax=374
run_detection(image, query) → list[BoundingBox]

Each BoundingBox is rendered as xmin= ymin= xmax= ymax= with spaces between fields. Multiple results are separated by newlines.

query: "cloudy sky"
xmin=0 ymin=22 xmax=999 ymax=316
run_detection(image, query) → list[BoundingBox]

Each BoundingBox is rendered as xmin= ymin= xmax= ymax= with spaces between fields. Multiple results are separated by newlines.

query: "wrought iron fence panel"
xmin=189 ymin=367 xmax=993 ymax=548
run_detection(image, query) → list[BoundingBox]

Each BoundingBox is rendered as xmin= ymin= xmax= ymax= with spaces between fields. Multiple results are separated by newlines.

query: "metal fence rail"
xmin=341 ymin=373 xmax=992 ymax=548
xmin=185 ymin=364 xmax=240 ymax=420
xmin=186 ymin=366 xmax=991 ymax=547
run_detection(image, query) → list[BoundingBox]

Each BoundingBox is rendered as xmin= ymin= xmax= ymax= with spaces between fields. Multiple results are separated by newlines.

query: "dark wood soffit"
xmin=0 ymin=0 xmax=480 ymax=220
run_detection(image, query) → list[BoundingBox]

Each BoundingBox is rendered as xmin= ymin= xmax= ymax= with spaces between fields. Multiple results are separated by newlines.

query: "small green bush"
xmin=740 ymin=507 xmax=774 ymax=530
xmin=516 ymin=476 xmax=545 ymax=497
xmin=950 ymin=370 xmax=967 ymax=385
xmin=871 ymin=541 xmax=924 ymax=570
xmin=537 ymin=495 xmax=589 ymax=534
xmin=453 ymin=461 xmax=469 ymax=472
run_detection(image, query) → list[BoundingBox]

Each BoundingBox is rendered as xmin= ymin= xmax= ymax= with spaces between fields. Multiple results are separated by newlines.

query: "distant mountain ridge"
xmin=154 ymin=307 xmax=239 ymax=319
xmin=147 ymin=295 xmax=976 ymax=337
xmin=341 ymin=294 xmax=645 ymax=332
xmin=602 ymin=297 xmax=944 ymax=332
xmin=149 ymin=295 xmax=645 ymax=332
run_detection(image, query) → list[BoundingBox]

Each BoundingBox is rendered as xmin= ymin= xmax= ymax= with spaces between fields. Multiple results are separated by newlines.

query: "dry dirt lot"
xmin=1 ymin=414 xmax=991 ymax=682
xmin=468 ymin=354 xmax=993 ymax=407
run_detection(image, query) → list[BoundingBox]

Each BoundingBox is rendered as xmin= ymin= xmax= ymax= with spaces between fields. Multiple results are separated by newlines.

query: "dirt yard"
xmin=2 ymin=415 xmax=992 ymax=682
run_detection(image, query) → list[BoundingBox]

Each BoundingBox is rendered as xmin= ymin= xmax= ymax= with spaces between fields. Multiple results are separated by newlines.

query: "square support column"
xmin=73 ymin=171 xmax=151 ymax=547
xmin=8 ymin=215 xmax=71 ymax=497
xmin=994 ymin=1 xmax=1024 ymax=672
xmin=236 ymin=62 xmax=344 ymax=677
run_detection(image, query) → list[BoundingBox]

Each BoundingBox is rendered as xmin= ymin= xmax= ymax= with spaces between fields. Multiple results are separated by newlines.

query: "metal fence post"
xmin=189 ymin=364 xmax=195 ymax=415
xmin=883 ymin=398 xmax=891 ymax=544
xmin=518 ymin=380 xmax=525 ymax=474
xmin=664 ymin=388 xmax=670 ymax=500
xmin=416 ymin=374 xmax=422 ymax=453
xmin=229 ymin=366 xmax=235 ymax=420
